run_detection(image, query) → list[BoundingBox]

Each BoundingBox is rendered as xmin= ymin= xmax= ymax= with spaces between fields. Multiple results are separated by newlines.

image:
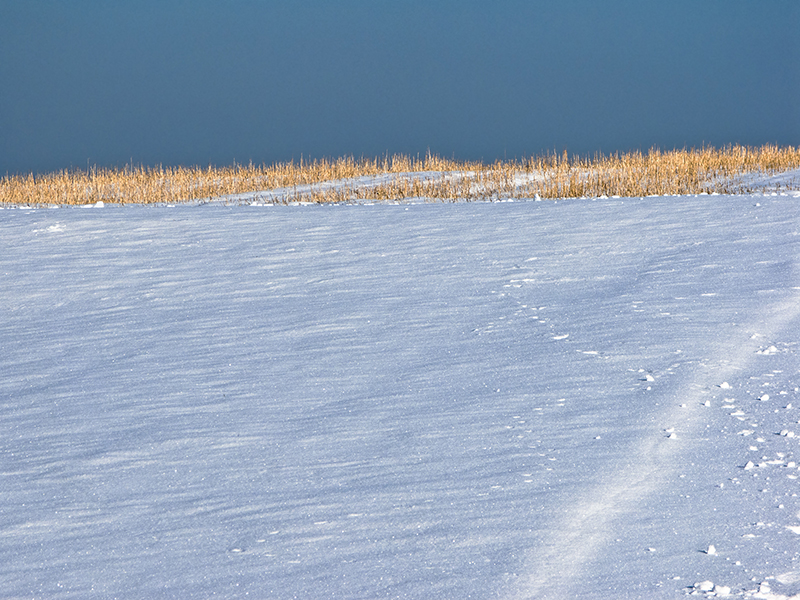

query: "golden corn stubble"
xmin=2 ymin=145 xmax=798 ymax=206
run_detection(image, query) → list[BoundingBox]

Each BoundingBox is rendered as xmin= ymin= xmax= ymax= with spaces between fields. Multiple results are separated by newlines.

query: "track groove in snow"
xmin=507 ymin=294 xmax=800 ymax=599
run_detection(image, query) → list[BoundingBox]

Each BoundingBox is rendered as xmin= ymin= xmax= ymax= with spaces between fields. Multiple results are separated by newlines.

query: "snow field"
xmin=1 ymin=192 xmax=799 ymax=599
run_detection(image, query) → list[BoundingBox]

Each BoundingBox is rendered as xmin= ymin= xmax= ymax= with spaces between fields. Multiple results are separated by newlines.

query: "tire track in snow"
xmin=506 ymin=293 xmax=800 ymax=600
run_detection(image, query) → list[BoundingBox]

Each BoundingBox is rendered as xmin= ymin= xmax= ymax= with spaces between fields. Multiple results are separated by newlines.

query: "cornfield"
xmin=2 ymin=145 xmax=798 ymax=206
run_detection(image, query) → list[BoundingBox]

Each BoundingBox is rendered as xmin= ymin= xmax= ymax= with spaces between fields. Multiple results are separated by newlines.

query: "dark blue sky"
xmin=2 ymin=1 xmax=798 ymax=175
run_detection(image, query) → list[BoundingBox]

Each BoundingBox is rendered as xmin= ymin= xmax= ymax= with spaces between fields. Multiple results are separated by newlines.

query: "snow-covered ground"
xmin=1 ymin=186 xmax=799 ymax=599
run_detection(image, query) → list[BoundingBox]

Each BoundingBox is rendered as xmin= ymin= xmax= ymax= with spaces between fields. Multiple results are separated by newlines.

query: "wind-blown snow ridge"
xmin=728 ymin=167 xmax=800 ymax=193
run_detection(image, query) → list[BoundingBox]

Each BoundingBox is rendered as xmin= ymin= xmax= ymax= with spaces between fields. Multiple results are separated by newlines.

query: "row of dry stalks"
xmin=2 ymin=145 xmax=799 ymax=206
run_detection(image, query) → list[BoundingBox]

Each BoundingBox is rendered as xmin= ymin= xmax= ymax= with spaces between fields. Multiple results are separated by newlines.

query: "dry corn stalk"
xmin=2 ymin=145 xmax=798 ymax=206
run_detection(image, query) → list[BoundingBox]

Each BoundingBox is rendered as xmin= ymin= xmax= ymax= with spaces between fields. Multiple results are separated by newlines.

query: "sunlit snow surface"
xmin=1 ymin=192 xmax=799 ymax=599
